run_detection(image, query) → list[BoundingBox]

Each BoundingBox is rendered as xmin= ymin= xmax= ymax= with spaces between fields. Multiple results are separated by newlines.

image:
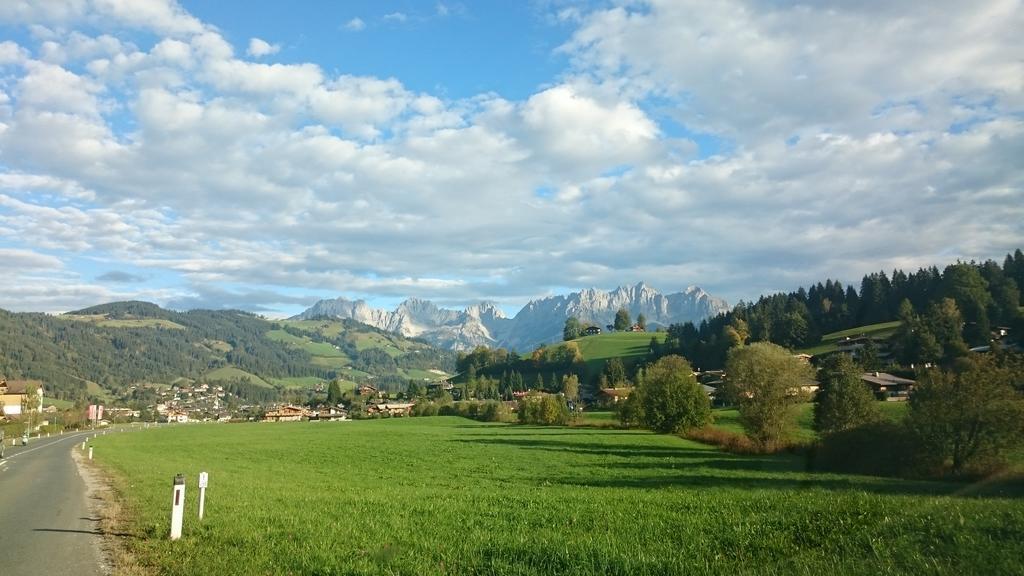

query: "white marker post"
xmin=170 ymin=474 xmax=185 ymax=540
xmin=198 ymin=472 xmax=209 ymax=520
xmin=82 ymin=441 xmax=86 ymax=450
xmin=88 ymin=446 xmax=93 ymax=460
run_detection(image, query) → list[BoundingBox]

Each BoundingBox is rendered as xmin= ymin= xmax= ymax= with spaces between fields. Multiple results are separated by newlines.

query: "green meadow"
xmin=92 ymin=417 xmax=1023 ymax=576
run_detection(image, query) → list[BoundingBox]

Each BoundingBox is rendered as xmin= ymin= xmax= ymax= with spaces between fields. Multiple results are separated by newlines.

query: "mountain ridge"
xmin=293 ymin=282 xmax=729 ymax=351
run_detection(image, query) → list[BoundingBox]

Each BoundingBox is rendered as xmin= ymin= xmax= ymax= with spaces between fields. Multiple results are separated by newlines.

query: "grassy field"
xmin=62 ymin=314 xmax=186 ymax=330
xmin=92 ymin=418 xmax=1024 ymax=576
xmin=572 ymin=332 xmax=668 ymax=377
xmin=203 ymin=367 xmax=272 ymax=388
xmin=799 ymin=321 xmax=902 ymax=356
xmin=267 ymin=376 xmax=327 ymax=390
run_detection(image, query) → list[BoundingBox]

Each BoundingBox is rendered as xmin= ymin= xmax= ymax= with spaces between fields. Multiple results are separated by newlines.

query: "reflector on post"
xmin=170 ymin=473 xmax=185 ymax=540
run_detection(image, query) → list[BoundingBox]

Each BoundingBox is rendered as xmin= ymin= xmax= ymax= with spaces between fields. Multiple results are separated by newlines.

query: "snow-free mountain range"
xmin=293 ymin=283 xmax=729 ymax=352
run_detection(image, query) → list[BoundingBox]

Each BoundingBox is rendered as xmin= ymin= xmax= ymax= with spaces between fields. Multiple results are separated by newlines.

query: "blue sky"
xmin=0 ymin=0 xmax=1021 ymax=317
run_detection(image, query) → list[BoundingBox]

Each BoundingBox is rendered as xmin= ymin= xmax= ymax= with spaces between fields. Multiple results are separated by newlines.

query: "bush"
xmin=813 ymin=420 xmax=916 ymax=477
xmin=415 ymin=400 xmax=512 ymax=422
xmin=685 ymin=426 xmax=759 ymax=454
xmin=517 ymin=394 xmax=570 ymax=426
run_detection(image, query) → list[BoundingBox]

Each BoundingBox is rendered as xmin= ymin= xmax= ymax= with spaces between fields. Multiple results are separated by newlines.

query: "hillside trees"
xmin=614 ymin=307 xmax=631 ymax=331
xmin=602 ymin=357 xmax=627 ymax=387
xmin=657 ymin=252 xmax=1021 ymax=371
xmin=725 ymin=343 xmax=815 ymax=448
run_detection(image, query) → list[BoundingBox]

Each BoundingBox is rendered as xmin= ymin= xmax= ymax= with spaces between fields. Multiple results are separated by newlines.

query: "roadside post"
xmin=170 ymin=474 xmax=185 ymax=540
xmin=198 ymin=472 xmax=209 ymax=520
xmin=88 ymin=446 xmax=93 ymax=460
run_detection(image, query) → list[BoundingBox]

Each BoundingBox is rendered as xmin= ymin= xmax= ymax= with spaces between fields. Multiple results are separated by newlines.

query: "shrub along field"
xmin=92 ymin=418 xmax=1024 ymax=576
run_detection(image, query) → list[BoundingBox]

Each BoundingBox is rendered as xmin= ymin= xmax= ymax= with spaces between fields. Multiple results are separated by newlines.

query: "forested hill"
xmin=0 ymin=302 xmax=455 ymax=404
xmin=662 ymin=250 xmax=1024 ymax=369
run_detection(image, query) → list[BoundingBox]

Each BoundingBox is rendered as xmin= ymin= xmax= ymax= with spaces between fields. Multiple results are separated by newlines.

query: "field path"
xmin=0 ymin=431 xmax=106 ymax=576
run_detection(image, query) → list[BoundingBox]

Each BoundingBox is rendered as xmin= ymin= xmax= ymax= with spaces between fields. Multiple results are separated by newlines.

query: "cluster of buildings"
xmin=149 ymin=382 xmax=231 ymax=423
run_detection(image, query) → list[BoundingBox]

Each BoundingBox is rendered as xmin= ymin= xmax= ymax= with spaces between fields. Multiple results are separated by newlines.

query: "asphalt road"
xmin=0 ymin=431 xmax=105 ymax=576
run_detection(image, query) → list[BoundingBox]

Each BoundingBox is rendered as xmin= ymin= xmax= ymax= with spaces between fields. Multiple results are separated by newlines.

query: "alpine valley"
xmin=293 ymin=283 xmax=729 ymax=352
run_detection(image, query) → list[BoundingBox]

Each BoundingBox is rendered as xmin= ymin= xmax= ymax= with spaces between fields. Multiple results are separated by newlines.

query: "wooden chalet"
xmin=367 ymin=402 xmax=415 ymax=417
xmin=860 ymin=372 xmax=915 ymax=401
xmin=599 ymin=387 xmax=632 ymax=403
xmin=356 ymin=384 xmax=379 ymax=397
xmin=311 ymin=406 xmax=349 ymax=421
xmin=263 ymin=405 xmax=312 ymax=422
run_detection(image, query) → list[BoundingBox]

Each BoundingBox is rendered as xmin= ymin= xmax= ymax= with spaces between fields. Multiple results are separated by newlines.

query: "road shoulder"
xmin=72 ymin=447 xmax=149 ymax=576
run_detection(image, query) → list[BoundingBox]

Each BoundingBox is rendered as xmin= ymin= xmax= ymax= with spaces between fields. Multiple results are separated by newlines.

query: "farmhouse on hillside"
xmin=584 ymin=326 xmax=602 ymax=336
xmin=861 ymin=372 xmax=915 ymax=401
xmin=0 ymin=379 xmax=44 ymax=418
xmin=357 ymin=384 xmax=379 ymax=397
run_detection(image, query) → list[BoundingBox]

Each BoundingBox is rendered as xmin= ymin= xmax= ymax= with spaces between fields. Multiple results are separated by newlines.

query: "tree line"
xmin=657 ymin=251 xmax=1024 ymax=370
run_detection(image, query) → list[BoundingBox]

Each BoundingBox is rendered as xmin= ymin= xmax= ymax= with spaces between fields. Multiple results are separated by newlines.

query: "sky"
xmin=0 ymin=0 xmax=1021 ymax=318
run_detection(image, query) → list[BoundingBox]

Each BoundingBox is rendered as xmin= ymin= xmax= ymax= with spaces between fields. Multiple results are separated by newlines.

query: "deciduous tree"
xmin=636 ymin=355 xmax=710 ymax=434
xmin=725 ymin=342 xmax=815 ymax=448
xmin=813 ymin=354 xmax=878 ymax=434
xmin=907 ymin=356 xmax=1024 ymax=475
xmin=614 ymin=308 xmax=631 ymax=331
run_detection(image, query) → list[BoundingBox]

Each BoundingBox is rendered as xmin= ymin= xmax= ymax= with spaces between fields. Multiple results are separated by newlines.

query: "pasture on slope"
xmin=92 ymin=418 xmax=1023 ymax=575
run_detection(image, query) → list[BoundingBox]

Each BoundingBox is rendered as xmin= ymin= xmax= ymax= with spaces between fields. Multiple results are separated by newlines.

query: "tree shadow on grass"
xmin=553 ymin=469 xmax=1021 ymax=499
xmin=455 ymin=436 xmax=1023 ymax=499
xmin=455 ymin=436 xmax=715 ymax=460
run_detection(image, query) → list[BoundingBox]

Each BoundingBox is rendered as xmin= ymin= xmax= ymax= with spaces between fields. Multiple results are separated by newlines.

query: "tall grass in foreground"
xmin=93 ymin=418 xmax=1024 ymax=575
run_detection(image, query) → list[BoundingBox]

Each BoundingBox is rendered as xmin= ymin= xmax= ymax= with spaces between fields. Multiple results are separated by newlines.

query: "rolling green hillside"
xmin=568 ymin=331 xmax=668 ymax=381
xmin=0 ymin=301 xmax=453 ymax=404
xmin=270 ymin=319 xmax=455 ymax=386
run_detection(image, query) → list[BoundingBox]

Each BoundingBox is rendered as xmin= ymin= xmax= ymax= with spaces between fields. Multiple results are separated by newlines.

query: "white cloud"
xmin=0 ymin=0 xmax=205 ymax=37
xmin=0 ymin=41 xmax=29 ymax=65
xmin=383 ymin=12 xmax=408 ymax=23
xmin=0 ymin=247 xmax=63 ymax=270
xmin=247 ymin=38 xmax=280 ymax=58
xmin=0 ymin=0 xmax=1019 ymax=315
xmin=562 ymin=0 xmax=1024 ymax=141
xmin=343 ymin=17 xmax=366 ymax=32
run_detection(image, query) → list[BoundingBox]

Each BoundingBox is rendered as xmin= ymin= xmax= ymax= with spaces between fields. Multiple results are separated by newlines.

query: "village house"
xmin=835 ymin=336 xmax=892 ymax=361
xmin=861 ymin=372 xmax=915 ymax=401
xmin=584 ymin=326 xmax=602 ymax=336
xmin=311 ymin=406 xmax=349 ymax=421
xmin=367 ymin=402 xmax=415 ymax=417
xmin=357 ymin=384 xmax=379 ymax=397
xmin=165 ymin=410 xmax=190 ymax=423
xmin=599 ymin=387 xmax=632 ymax=404
xmin=0 ymin=379 xmax=44 ymax=418
xmin=263 ymin=405 xmax=311 ymax=422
